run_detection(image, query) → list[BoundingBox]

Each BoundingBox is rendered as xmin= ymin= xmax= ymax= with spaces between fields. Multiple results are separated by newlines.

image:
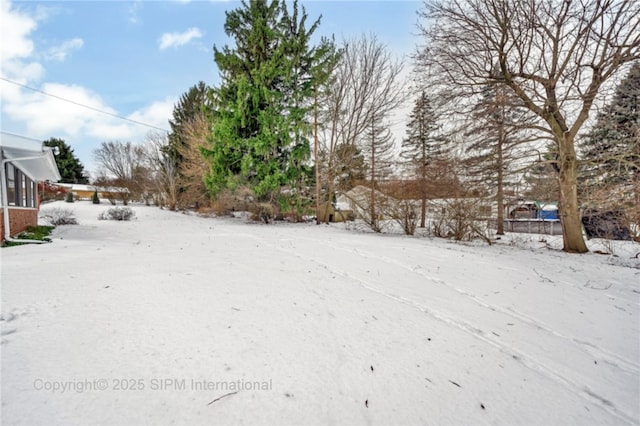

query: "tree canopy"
xmin=167 ymin=81 xmax=211 ymax=167
xmin=43 ymin=138 xmax=89 ymax=184
xmin=202 ymin=0 xmax=337 ymax=215
xmin=581 ymin=62 xmax=640 ymax=190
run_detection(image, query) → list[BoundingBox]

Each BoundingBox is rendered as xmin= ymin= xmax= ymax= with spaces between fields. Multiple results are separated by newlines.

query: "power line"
xmin=0 ymin=130 xmax=45 ymax=143
xmin=0 ymin=77 xmax=170 ymax=132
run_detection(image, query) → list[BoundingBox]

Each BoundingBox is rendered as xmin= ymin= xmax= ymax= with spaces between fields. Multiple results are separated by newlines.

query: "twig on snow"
xmin=533 ymin=269 xmax=554 ymax=283
xmin=584 ymin=281 xmax=612 ymax=290
xmin=207 ymin=391 xmax=238 ymax=405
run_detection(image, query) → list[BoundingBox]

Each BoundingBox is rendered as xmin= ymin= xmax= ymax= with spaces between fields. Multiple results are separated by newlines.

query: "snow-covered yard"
xmin=2 ymin=201 xmax=639 ymax=425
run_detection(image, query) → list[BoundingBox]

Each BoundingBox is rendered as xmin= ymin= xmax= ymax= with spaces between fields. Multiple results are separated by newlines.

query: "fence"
xmin=498 ymin=219 xmax=563 ymax=235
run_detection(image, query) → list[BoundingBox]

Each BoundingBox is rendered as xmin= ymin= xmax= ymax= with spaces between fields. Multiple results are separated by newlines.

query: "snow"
xmin=2 ymin=201 xmax=639 ymax=425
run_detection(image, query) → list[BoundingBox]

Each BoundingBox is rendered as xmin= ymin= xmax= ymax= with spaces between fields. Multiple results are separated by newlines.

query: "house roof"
xmin=0 ymin=132 xmax=61 ymax=182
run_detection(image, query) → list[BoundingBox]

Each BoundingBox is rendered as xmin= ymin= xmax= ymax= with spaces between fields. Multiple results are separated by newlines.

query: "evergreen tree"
xmin=360 ymin=112 xmax=395 ymax=232
xmin=167 ymin=81 xmax=211 ymax=166
xmin=203 ymin=0 xmax=336 ymax=216
xmin=43 ymin=138 xmax=89 ymax=184
xmin=400 ymin=92 xmax=441 ymax=228
xmin=581 ymin=62 xmax=639 ymax=198
xmin=464 ymin=83 xmax=537 ymax=234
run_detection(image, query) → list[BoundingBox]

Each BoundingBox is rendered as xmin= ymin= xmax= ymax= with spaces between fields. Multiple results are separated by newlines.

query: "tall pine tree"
xmin=400 ymin=92 xmax=441 ymax=228
xmin=203 ymin=0 xmax=336 ymax=217
xmin=167 ymin=81 xmax=211 ymax=166
xmin=464 ymin=83 xmax=537 ymax=234
xmin=362 ymin=114 xmax=395 ymax=232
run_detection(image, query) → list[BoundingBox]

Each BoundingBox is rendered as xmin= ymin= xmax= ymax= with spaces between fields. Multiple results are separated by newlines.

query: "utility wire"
xmin=0 ymin=76 xmax=170 ymax=132
xmin=0 ymin=130 xmax=45 ymax=142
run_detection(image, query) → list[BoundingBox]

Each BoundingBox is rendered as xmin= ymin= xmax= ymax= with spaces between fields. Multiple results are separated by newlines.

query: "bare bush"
xmin=387 ymin=199 xmax=419 ymax=236
xmin=40 ymin=208 xmax=78 ymax=225
xmin=342 ymin=186 xmax=392 ymax=232
xmin=431 ymin=199 xmax=492 ymax=244
xmin=98 ymin=207 xmax=136 ymax=221
xmin=249 ymin=202 xmax=276 ymax=224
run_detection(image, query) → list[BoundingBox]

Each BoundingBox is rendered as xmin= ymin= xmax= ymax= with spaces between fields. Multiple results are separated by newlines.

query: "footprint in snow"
xmin=0 ymin=313 xmax=16 ymax=322
xmin=1 ymin=327 xmax=17 ymax=336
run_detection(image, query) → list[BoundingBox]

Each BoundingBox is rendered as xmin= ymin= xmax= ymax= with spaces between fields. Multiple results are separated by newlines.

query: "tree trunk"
xmin=496 ymin=159 xmax=504 ymax=235
xmin=558 ymin=133 xmax=588 ymax=253
xmin=420 ymin=142 xmax=427 ymax=228
xmin=314 ymin=87 xmax=320 ymax=225
xmin=496 ymin=107 xmax=505 ymax=235
xmin=370 ymin=139 xmax=377 ymax=231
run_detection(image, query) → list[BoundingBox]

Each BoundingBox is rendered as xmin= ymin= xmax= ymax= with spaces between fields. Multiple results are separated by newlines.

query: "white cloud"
xmin=0 ymin=0 xmax=175 ymax=174
xmin=128 ymin=98 xmax=174 ymax=132
xmin=128 ymin=0 xmax=142 ymax=24
xmin=4 ymin=83 xmax=115 ymax=137
xmin=0 ymin=0 xmax=36 ymax=61
xmin=158 ymin=27 xmax=202 ymax=50
xmin=46 ymin=38 xmax=84 ymax=62
xmin=0 ymin=0 xmax=44 ymax=83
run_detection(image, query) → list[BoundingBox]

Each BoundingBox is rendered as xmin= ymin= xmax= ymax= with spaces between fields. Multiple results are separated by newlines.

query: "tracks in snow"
xmin=238 ymin=230 xmax=638 ymax=425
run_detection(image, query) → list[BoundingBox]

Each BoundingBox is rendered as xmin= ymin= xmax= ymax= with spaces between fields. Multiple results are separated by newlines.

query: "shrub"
xmin=19 ymin=225 xmax=55 ymax=241
xmin=249 ymin=202 xmax=275 ymax=224
xmin=388 ymin=199 xmax=419 ymax=236
xmin=41 ymin=207 xmax=78 ymax=225
xmin=2 ymin=225 xmax=55 ymax=247
xmin=65 ymin=192 xmax=74 ymax=203
xmin=98 ymin=206 xmax=136 ymax=221
xmin=431 ymin=199 xmax=492 ymax=244
xmin=92 ymin=190 xmax=100 ymax=204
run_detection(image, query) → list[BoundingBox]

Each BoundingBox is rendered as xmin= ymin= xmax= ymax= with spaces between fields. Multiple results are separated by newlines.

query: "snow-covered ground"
xmin=2 ymin=201 xmax=639 ymax=425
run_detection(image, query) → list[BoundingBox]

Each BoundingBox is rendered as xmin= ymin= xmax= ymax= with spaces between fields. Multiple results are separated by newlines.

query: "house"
xmin=55 ymin=183 xmax=129 ymax=202
xmin=317 ymin=200 xmax=355 ymax=223
xmin=337 ymin=185 xmax=394 ymax=221
xmin=1 ymin=132 xmax=61 ymax=243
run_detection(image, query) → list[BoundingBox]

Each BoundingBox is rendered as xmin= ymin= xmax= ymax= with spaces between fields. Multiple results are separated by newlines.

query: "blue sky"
xmin=1 ymin=0 xmax=420 ymax=175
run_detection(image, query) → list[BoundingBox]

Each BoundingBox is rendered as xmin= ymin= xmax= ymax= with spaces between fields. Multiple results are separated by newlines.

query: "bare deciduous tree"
xmin=416 ymin=0 xmax=640 ymax=253
xmin=318 ymin=34 xmax=405 ymax=229
xmin=144 ymin=132 xmax=179 ymax=210
xmin=93 ymin=141 xmax=149 ymax=202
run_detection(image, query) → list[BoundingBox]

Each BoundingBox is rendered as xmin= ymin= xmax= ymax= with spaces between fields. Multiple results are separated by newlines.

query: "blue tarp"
xmin=539 ymin=207 xmax=558 ymax=220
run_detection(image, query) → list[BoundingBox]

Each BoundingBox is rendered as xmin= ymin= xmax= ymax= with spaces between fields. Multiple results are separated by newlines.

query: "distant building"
xmin=55 ymin=183 xmax=129 ymax=201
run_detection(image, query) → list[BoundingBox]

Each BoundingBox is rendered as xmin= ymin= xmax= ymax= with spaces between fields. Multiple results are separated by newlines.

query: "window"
xmin=31 ymin=180 xmax=38 ymax=207
xmin=21 ymin=172 xmax=27 ymax=206
xmin=3 ymin=163 xmax=37 ymax=208
xmin=6 ymin=163 xmax=16 ymax=206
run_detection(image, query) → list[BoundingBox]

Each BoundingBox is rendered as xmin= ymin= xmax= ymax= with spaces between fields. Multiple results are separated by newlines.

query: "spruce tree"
xmin=43 ymin=138 xmax=89 ymax=184
xmin=203 ymin=0 xmax=336 ymax=216
xmin=581 ymin=63 xmax=639 ymax=200
xmin=464 ymin=83 xmax=537 ymax=234
xmin=167 ymin=81 xmax=211 ymax=166
xmin=400 ymin=92 xmax=441 ymax=228
xmin=362 ymin=115 xmax=395 ymax=232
